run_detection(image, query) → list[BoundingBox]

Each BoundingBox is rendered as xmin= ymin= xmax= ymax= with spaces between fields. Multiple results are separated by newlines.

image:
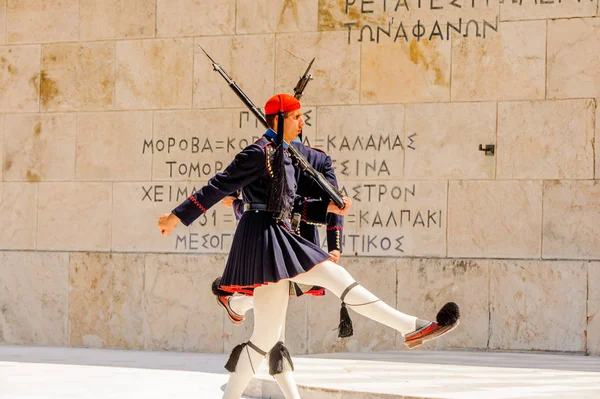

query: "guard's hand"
xmin=327 ymin=196 xmax=352 ymax=215
xmin=158 ymin=212 xmax=180 ymax=236
xmin=328 ymin=250 xmax=341 ymax=263
xmin=221 ymin=196 xmax=236 ymax=208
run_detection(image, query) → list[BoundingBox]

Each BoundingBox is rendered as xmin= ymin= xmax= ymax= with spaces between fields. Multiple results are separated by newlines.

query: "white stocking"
xmin=223 ymin=281 xmax=298 ymax=399
xmin=290 ymin=260 xmax=418 ymax=336
xmin=274 ymin=371 xmax=301 ymax=399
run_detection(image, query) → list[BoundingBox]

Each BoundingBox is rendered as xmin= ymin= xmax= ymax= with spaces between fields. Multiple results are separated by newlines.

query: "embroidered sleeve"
xmin=326 ymin=215 xmax=344 ymax=252
xmin=172 ymin=144 xmax=265 ymax=226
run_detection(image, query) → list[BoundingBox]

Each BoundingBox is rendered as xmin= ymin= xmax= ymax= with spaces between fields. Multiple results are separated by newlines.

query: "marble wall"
xmin=1 ymin=0 xmax=599 ymax=354
xmin=1 ymin=252 xmax=597 ymax=355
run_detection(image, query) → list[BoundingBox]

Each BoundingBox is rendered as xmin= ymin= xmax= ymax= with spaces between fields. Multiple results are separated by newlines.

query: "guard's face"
xmin=283 ymin=109 xmax=305 ymax=142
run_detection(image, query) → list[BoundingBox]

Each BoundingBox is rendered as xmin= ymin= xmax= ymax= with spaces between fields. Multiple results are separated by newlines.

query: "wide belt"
xmin=243 ymin=203 xmax=301 ymax=232
xmin=244 ymin=203 xmax=268 ymax=212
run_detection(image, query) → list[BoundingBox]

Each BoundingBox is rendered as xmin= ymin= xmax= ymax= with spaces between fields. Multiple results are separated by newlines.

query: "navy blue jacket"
xmin=172 ymin=135 xmax=329 ymax=228
xmin=231 ymin=139 xmax=344 ymax=253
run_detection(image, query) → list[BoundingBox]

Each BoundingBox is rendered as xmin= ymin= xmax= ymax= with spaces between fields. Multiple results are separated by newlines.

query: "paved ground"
xmin=249 ymin=351 xmax=600 ymax=399
xmin=1 ymin=345 xmax=599 ymax=399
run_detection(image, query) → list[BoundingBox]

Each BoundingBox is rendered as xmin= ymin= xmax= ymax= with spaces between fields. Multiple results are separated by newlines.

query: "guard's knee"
xmin=252 ymin=327 xmax=284 ymax=351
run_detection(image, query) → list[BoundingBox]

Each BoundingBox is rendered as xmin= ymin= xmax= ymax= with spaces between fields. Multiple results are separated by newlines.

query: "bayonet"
xmin=293 ymin=58 xmax=315 ymax=100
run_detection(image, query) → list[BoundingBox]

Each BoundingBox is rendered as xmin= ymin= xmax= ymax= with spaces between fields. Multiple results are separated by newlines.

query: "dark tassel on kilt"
xmin=338 ymin=302 xmax=354 ymax=338
xmin=224 ymin=342 xmax=246 ymax=372
xmin=267 ymin=111 xmax=293 ymax=214
xmin=269 ymin=341 xmax=294 ymax=375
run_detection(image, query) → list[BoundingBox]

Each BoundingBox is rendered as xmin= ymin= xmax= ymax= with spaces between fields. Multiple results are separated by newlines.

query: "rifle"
xmin=198 ymin=45 xmax=345 ymax=209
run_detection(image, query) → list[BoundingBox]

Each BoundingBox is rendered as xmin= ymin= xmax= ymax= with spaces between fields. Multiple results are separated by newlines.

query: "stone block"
xmin=76 ymin=112 xmax=152 ymax=181
xmin=548 ymin=18 xmax=600 ymax=99
xmin=0 ymin=45 xmax=40 ymax=112
xmin=318 ymin=0 xmax=383 ymax=31
xmin=112 ymin=181 xmax=235 ymax=253
xmin=543 ymin=180 xmax=600 ymax=260
xmin=396 ymin=259 xmax=490 ymax=350
xmin=3 ymin=113 xmax=76 ymax=181
xmin=501 ymin=0 xmax=597 ymax=21
xmin=588 ymin=262 xmax=600 ymax=355
xmin=69 ymin=253 xmax=144 ymax=350
xmin=498 ymin=99 xmax=595 ymax=179
xmin=597 ymin=99 xmax=599 ymax=178
xmin=275 ymin=31 xmax=360 ymax=106
xmin=0 ymin=183 xmax=37 ymax=250
xmin=317 ymin=0 xmax=499 ymax=31
xmin=0 ymin=115 xmax=3 ymax=181
xmin=187 ymin=205 xmax=240 ymax=255
xmin=233 ymin=105 xmax=279 ymax=140
xmin=489 ymin=260 xmax=587 ymax=352
xmin=156 ymin=0 xmax=235 ymax=37
xmin=0 ymin=1 xmax=5 ymax=44
xmin=361 ymin=38 xmax=451 ymax=104
xmin=452 ymin=20 xmax=546 ymax=101
xmin=405 ymin=102 xmax=496 ymax=180
xmin=448 ymin=180 xmax=543 ymax=258
xmin=144 ymin=254 xmax=225 ymax=352
xmin=307 ymin=258 xmax=398 ymax=354
xmin=37 ymin=183 xmax=112 ymax=251
xmin=346 ymin=180 xmax=446 ymax=257
xmin=193 ymin=36 xmax=274 ymax=109
xmin=116 ymin=39 xmax=193 ymax=110
xmin=0 ymin=252 xmax=68 ymax=346
xmin=236 ymin=0 xmax=318 ymax=34
xmin=316 ymin=105 xmax=405 ymax=181
xmin=152 ymin=109 xmax=234 ymax=181
xmin=80 ymin=0 xmax=156 ymax=41
xmin=41 ymin=42 xmax=115 ymax=111
xmin=7 ymin=0 xmax=78 ymax=44
xmin=228 ymin=105 xmax=319 ymax=145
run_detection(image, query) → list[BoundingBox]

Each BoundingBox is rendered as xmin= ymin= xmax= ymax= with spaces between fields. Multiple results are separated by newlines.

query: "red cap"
xmin=264 ymin=94 xmax=301 ymax=115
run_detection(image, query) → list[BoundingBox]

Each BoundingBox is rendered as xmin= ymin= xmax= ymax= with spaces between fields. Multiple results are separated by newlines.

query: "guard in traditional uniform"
xmin=158 ymin=94 xmax=460 ymax=399
xmin=213 ymin=137 xmax=345 ymax=327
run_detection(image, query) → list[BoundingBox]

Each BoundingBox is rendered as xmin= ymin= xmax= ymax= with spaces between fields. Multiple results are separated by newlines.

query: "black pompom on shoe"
xmin=404 ymin=302 xmax=460 ymax=350
xmin=436 ymin=302 xmax=460 ymax=327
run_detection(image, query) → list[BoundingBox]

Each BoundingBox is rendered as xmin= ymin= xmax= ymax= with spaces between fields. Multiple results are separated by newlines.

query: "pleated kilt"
xmin=219 ymin=210 xmax=330 ymax=296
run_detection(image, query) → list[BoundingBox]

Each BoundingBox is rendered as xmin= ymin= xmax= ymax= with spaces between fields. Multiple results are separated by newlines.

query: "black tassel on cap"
xmin=436 ymin=302 xmax=460 ymax=326
xmin=267 ymin=109 xmax=293 ymax=214
xmin=224 ymin=342 xmax=246 ymax=372
xmin=269 ymin=341 xmax=294 ymax=375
